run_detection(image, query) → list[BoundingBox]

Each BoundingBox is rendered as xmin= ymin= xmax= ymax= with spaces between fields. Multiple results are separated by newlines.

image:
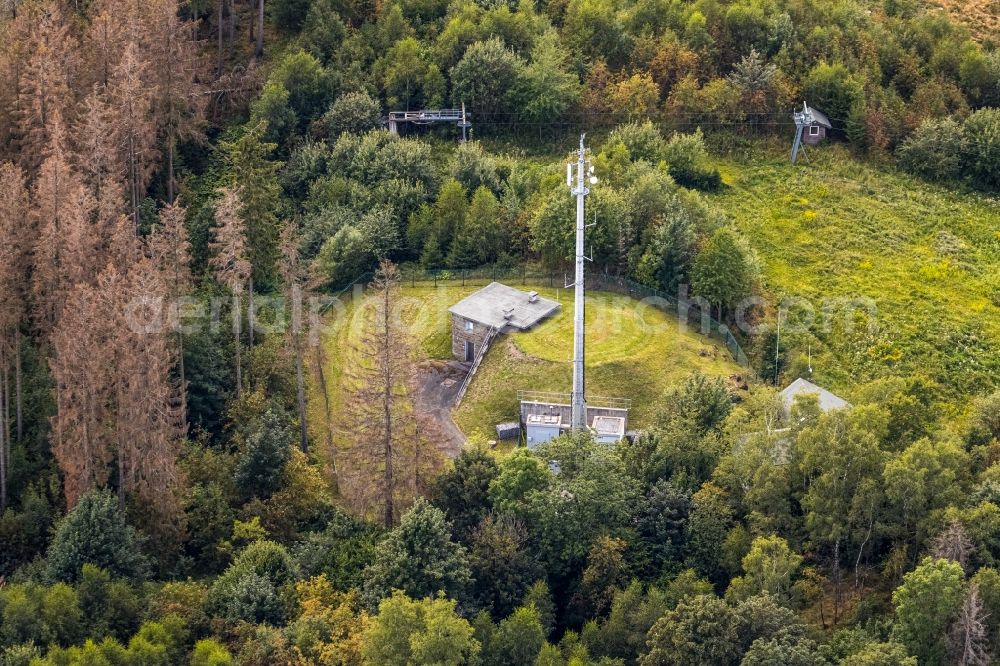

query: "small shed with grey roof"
xmin=802 ymin=104 xmax=832 ymax=145
xmin=448 ymin=282 xmax=560 ymax=362
xmin=780 ymin=378 xmax=850 ymax=416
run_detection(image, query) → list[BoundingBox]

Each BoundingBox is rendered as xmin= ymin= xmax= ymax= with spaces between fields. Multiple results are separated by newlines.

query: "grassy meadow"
xmin=712 ymin=144 xmax=1000 ymax=409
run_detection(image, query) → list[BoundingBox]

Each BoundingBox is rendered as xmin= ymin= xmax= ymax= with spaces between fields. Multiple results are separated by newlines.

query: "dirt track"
xmin=413 ymin=360 xmax=469 ymax=457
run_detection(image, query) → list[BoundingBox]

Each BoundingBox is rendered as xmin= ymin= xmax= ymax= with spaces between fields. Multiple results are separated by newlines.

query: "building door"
xmin=465 ymin=340 xmax=475 ymax=362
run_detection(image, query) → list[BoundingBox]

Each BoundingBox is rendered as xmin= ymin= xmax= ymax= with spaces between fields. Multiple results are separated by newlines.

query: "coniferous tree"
xmin=341 ymin=260 xmax=415 ymax=526
xmin=221 ymin=121 xmax=283 ymax=288
xmin=146 ymin=0 xmax=205 ymax=203
xmin=46 ymin=489 xmax=148 ymax=583
xmin=0 ymin=163 xmax=29 ymax=511
xmin=113 ymin=258 xmax=185 ymax=535
xmin=149 ymin=201 xmax=192 ymax=419
xmin=209 ymin=186 xmax=252 ymax=397
xmin=360 ymin=498 xmax=471 ymax=608
xmin=109 ymin=40 xmax=157 ymax=231
xmin=49 ymin=280 xmax=117 ymax=508
xmin=16 ymin=6 xmax=77 ymax=174
xmin=32 ymin=118 xmax=98 ymax=336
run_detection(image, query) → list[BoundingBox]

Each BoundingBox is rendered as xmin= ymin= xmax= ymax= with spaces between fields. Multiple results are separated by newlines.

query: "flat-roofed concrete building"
xmin=520 ymin=391 xmax=631 ymax=448
xmin=448 ymin=282 xmax=560 ymax=362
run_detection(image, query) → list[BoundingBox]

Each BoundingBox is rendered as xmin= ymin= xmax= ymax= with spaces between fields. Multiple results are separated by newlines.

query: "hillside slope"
xmin=713 ymin=145 xmax=1000 ymax=405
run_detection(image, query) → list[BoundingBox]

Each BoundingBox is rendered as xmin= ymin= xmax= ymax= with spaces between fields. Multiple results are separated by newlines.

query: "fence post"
xmin=462 ymin=270 xmax=465 ymax=287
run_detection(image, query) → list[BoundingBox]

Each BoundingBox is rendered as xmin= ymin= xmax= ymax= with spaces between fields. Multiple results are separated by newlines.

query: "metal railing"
xmin=454 ymin=326 xmax=497 ymax=407
xmin=517 ymin=390 xmax=632 ymax=410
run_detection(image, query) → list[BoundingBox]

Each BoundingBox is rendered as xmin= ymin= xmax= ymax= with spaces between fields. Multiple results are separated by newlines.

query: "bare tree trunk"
xmin=15 ymin=332 xmax=22 ymax=443
xmin=292 ymin=286 xmax=307 ymax=452
xmin=167 ymin=131 xmax=175 ymax=204
xmin=228 ymin=0 xmax=235 ymax=59
xmin=856 ymin=506 xmax=874 ymax=589
xmin=247 ymin=276 xmax=254 ymax=347
xmin=412 ymin=419 xmax=420 ymax=495
xmin=0 ymin=351 xmax=7 ymax=512
xmin=217 ymin=0 xmax=224 ymax=75
xmin=128 ymin=133 xmax=139 ymax=232
xmin=117 ymin=442 xmax=125 ymax=509
xmin=313 ymin=339 xmax=337 ymax=489
xmin=256 ymin=0 xmax=263 ymax=57
xmin=382 ymin=281 xmax=394 ymax=528
xmin=233 ymin=291 xmax=242 ymax=396
xmin=177 ymin=328 xmax=186 ymax=424
xmin=295 ymin=341 xmax=307 ymax=451
xmin=832 ymin=538 xmax=841 ymax=624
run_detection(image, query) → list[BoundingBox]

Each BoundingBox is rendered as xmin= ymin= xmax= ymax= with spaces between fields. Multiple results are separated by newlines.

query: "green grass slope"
xmin=448 ymin=286 xmax=741 ymax=435
xmin=307 ymin=283 xmax=743 ymax=447
xmin=713 ymin=145 xmax=1000 ymax=405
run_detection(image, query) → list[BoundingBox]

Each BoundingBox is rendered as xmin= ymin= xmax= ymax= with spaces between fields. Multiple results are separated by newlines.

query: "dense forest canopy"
xmin=0 ymin=0 xmax=999 ymax=663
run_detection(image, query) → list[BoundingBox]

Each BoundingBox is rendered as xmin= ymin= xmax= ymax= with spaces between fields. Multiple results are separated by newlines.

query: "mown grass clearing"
xmin=307 ymin=283 xmax=744 ymax=448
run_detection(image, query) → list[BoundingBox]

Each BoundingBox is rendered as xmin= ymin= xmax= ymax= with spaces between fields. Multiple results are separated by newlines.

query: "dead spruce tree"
xmin=0 ymin=163 xmax=29 ymax=511
xmin=340 ymin=260 xmax=434 ymax=527
xmin=949 ymin=582 xmax=991 ymax=666
xmin=149 ymin=201 xmax=192 ymax=421
xmin=209 ymin=186 xmax=251 ymax=397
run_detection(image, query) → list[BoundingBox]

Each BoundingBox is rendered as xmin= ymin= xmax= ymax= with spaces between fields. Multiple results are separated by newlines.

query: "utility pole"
xmin=567 ymin=134 xmax=595 ymax=431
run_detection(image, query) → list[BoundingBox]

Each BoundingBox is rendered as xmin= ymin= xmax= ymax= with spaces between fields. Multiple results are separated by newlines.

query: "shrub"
xmin=664 ymin=130 xmax=721 ymax=190
xmin=319 ymin=91 xmax=382 ymax=139
xmin=191 ymin=639 xmax=235 ymax=666
xmin=606 ymin=120 xmax=665 ymax=163
xmin=0 ymin=643 xmax=40 ymax=666
xmin=360 ymin=499 xmax=471 ymax=610
xmin=294 ymin=509 xmax=381 ymax=591
xmin=361 ymin=592 xmax=480 ymax=665
xmin=300 ymin=0 xmax=346 ymax=62
xmin=272 ymin=0 xmax=310 ymax=29
xmin=691 ymin=227 xmax=757 ymax=316
xmin=449 ymin=141 xmax=502 ymax=195
xmin=896 ymin=117 xmax=964 ymax=181
xmin=46 ymin=489 xmax=148 ymax=583
xmin=962 ymin=107 xmax=1000 ymax=190
xmin=270 ymin=50 xmax=331 ymax=126
xmin=802 ymin=62 xmax=863 ymax=128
